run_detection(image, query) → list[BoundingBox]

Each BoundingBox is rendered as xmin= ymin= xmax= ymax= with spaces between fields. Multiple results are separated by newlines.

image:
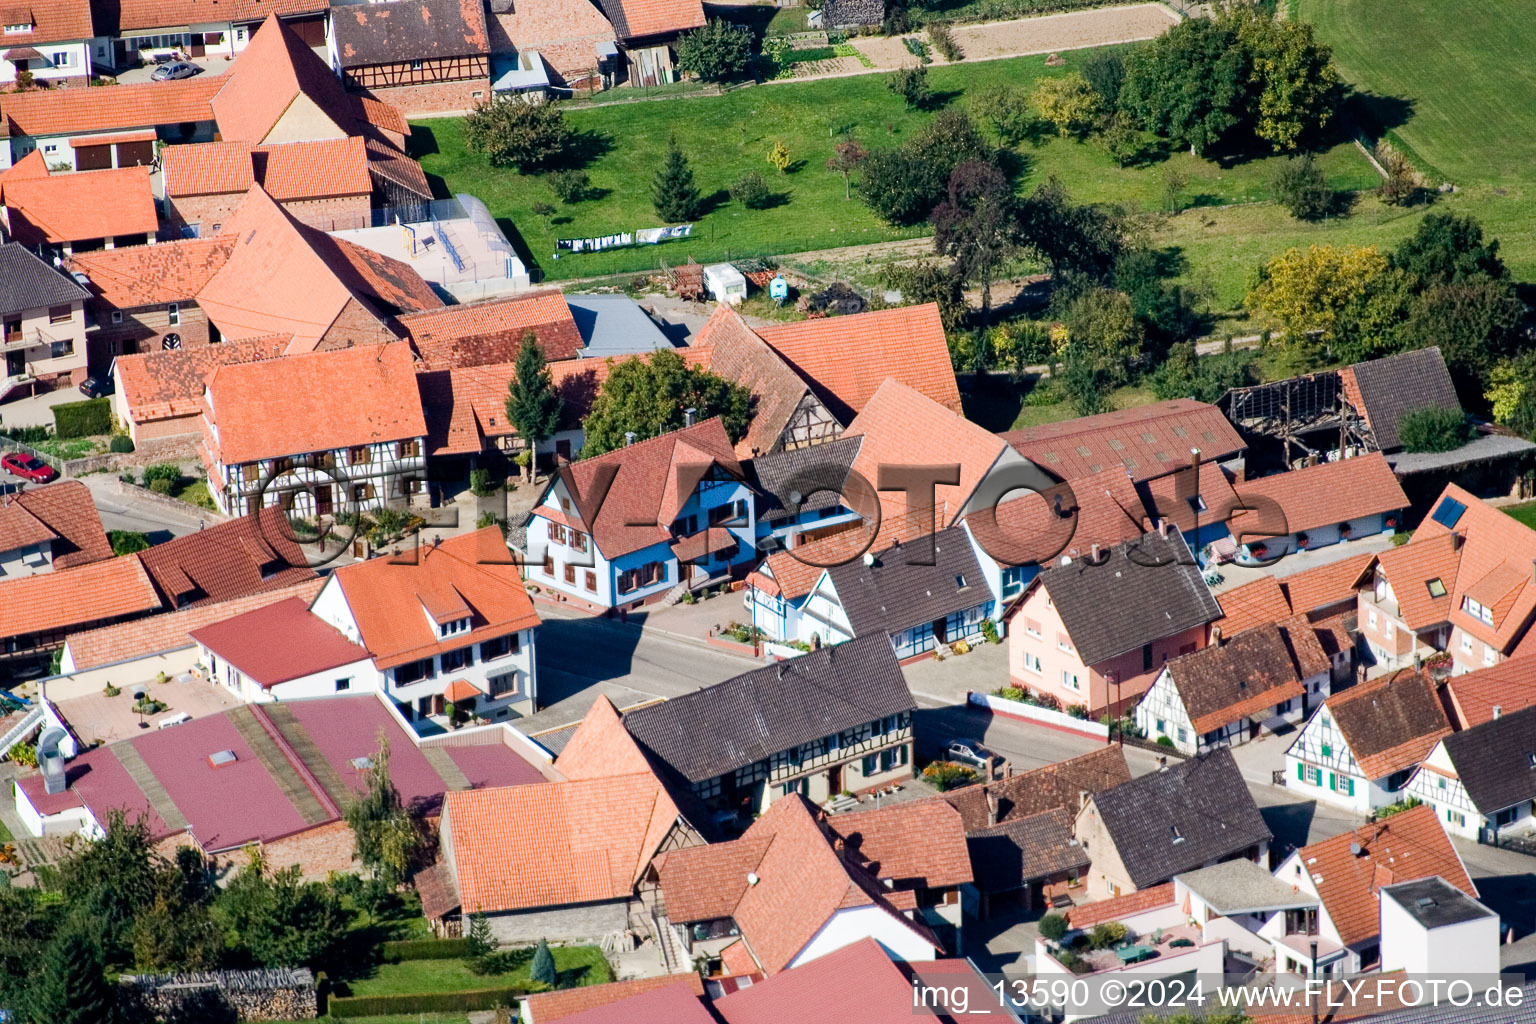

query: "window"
xmin=167 ymin=303 xmax=180 ymax=326
xmin=1142 ymin=643 xmax=1153 ymax=671
xmin=111 ymin=310 xmax=124 ymax=324
xmin=397 ymin=440 xmax=421 ymax=459
xmin=1427 ymin=577 xmax=1446 ymax=598
xmin=1332 ymin=774 xmax=1355 ymax=796
xmin=1437 ymin=775 xmax=1447 ymax=790
xmin=1024 ymin=618 xmax=1041 ymax=637
xmin=50 ymin=339 xmax=73 ymax=358
xmin=440 ymin=647 xmax=470 ymax=672
xmin=1461 ymin=633 xmax=1475 ymax=654
xmin=862 ymin=753 xmax=878 ymax=776
xmin=3 ymin=22 xmax=31 ymax=32
xmin=708 ymin=499 xmax=745 ymax=527
xmin=439 ymin=617 xmax=469 ymax=637
xmin=543 ymin=553 xmax=555 ymax=577
xmin=1062 ymin=669 xmax=1079 ymax=690
xmin=550 ymin=522 xmax=567 ymax=545
xmin=1177 ymin=727 xmax=1187 ymax=742
xmin=47 ymin=305 xmax=71 ymax=324
xmin=571 ymin=531 xmax=587 ymax=553
xmin=693 ymin=776 xmax=721 ymax=799
xmin=1321 ymin=743 xmax=1332 ymax=758
xmin=410 ymin=58 xmax=424 ymax=70
xmin=480 ymin=634 xmax=513 ymax=660
xmin=1484 ymin=646 xmax=1498 ymax=667
xmin=584 ymin=570 xmax=597 ymax=592
xmin=354 ymin=482 xmax=376 ymax=502
xmin=1368 ymin=609 xmax=1377 ymax=630
xmin=236 ymin=27 xmax=246 ymax=41
xmin=1002 ymin=565 xmax=1027 ymax=597
xmin=42 ymin=143 xmax=56 ymax=154
xmin=1021 ymin=652 xmax=1042 ymax=674
xmin=1463 ymin=597 xmax=1494 ymax=626
xmin=1447 ymin=809 xmax=1465 ymax=827
xmin=394 ymin=658 xmax=435 ymax=685
xmin=560 ymin=495 xmax=571 ymax=512
xmin=349 ymin=446 xmax=371 ymax=465
xmin=880 ymin=745 xmax=907 ymax=772
xmin=564 ymin=563 xmax=576 ymax=584
xmin=50 ymin=50 xmax=71 ymax=67
xmin=335 ymin=678 xmax=351 ymax=692
xmin=1057 ymin=632 xmax=1073 ymax=653
xmin=488 ymin=670 xmax=519 ymax=698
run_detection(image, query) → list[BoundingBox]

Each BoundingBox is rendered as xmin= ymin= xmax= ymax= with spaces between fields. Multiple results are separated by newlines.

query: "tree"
xmin=826 ymin=140 xmax=868 ymax=199
xmin=1120 ymin=17 xmax=1248 ymax=155
xmin=932 ymin=160 xmax=1019 ymax=324
xmin=1058 ymin=344 xmax=1114 ymax=416
xmin=887 ymin=65 xmax=930 ymax=110
xmin=675 ymin=20 xmax=753 ymax=81
xmin=129 ymin=852 xmax=221 ymax=972
xmin=730 ymin=171 xmax=771 ymax=209
xmin=1246 ymin=244 xmax=1389 ymax=339
xmin=108 ymin=529 xmax=151 ymax=555
xmin=1487 ymin=353 xmax=1536 ymax=439
xmin=549 ymin=169 xmax=589 ymax=204
xmin=530 ymin=938 xmax=557 ymax=987
xmin=463 ymin=97 xmax=573 ymax=171
xmin=1162 ymin=169 xmax=1188 ymax=214
xmin=969 ymin=83 xmax=1035 ymax=145
xmin=1079 ymin=49 xmax=1125 ymax=109
xmin=1017 ymin=177 xmax=1124 ymax=286
xmin=344 ymin=733 xmax=426 ymax=887
xmin=1401 ymin=278 xmax=1524 ymax=398
xmin=217 ymin=851 xmax=345 ymax=968
xmin=24 ymin=920 xmax=119 ymax=1024
xmin=651 ymin=135 xmax=701 ymax=222
xmin=766 ymin=140 xmax=791 ymax=175
xmin=1062 ymin=287 xmax=1143 ymax=384
xmin=0 ymin=889 xmax=58 ymax=1014
xmin=1397 ymin=407 xmax=1474 ymax=453
xmin=1037 ymin=912 xmax=1068 ymax=942
xmin=1390 ymin=212 xmax=1506 ymax=286
xmin=861 ymin=111 xmax=991 ymax=227
xmin=1149 ymin=342 xmax=1254 ymax=403
xmin=1237 ymin=14 xmax=1344 ymax=151
xmin=1376 ymin=146 xmax=1419 ymax=206
xmin=1032 ymin=72 xmax=1101 ymax=138
xmin=878 ymin=260 xmax=967 ymax=334
xmin=1273 ymin=153 xmax=1333 ymax=221
xmin=58 ymin=810 xmax=158 ymax=962
xmin=465 ymin=910 xmax=496 ymax=961
xmin=580 ymin=349 xmax=751 ymax=456
xmin=506 ymin=334 xmax=564 ymax=474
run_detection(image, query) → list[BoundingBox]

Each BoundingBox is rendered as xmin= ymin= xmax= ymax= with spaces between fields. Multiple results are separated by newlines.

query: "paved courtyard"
xmin=53 ymin=674 xmax=239 ymax=746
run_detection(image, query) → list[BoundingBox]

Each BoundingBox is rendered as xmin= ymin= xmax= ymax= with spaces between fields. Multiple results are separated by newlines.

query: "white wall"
xmin=788 ymin=905 xmax=936 ymax=970
xmin=1381 ymin=896 xmax=1499 ymax=976
xmin=0 ymin=40 xmax=91 ymax=87
xmin=49 ymin=646 xmax=203 ymax=699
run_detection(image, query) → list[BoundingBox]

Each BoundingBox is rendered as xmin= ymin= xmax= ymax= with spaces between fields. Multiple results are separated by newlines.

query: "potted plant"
xmin=1247 ymin=542 xmax=1268 ymax=559
xmin=1339 ymin=522 xmax=1353 ymax=538
xmin=1297 ymin=532 xmax=1311 ymax=549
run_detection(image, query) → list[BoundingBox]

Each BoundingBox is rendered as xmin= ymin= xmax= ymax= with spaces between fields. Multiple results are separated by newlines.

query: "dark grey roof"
xmin=966 ymin=808 xmax=1089 ymax=893
xmin=1381 ymin=877 xmax=1496 ymax=930
xmin=1439 ymin=704 xmax=1536 ymax=814
xmin=1089 ymin=748 xmax=1272 ymax=890
xmin=332 ymin=0 xmax=490 ymax=67
xmin=0 ymin=243 xmax=89 ymax=316
xmin=566 ymin=294 xmax=674 ymax=358
xmin=1386 ymin=429 xmax=1536 ymax=474
xmin=622 ymin=632 xmax=915 ymax=783
xmin=825 ymin=526 xmax=987 ymax=638
xmin=1349 ymin=347 xmax=1462 ymax=452
xmin=1037 ymin=530 xmax=1222 ymax=665
xmin=749 ymin=435 xmax=863 ymax=523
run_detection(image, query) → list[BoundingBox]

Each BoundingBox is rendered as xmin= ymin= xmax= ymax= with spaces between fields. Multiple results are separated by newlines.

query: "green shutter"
xmin=1297 ymin=762 xmax=1305 ymax=782
xmin=1321 ymin=743 xmax=1332 ymax=758
xmin=1329 ymin=772 xmax=1336 ymax=791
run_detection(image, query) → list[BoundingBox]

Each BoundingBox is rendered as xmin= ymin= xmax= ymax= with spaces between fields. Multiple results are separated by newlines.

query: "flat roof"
xmin=1176 ymin=858 xmax=1318 ymax=916
xmin=1381 ymin=877 xmax=1496 ymax=929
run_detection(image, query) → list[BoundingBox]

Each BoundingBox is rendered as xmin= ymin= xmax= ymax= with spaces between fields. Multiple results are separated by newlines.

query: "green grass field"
xmin=1298 ymin=0 xmax=1536 ymax=185
xmin=410 ymin=49 xmax=1376 ymax=282
xmin=1503 ymin=502 xmax=1536 ymax=532
xmin=346 ymin=946 xmax=607 ymax=997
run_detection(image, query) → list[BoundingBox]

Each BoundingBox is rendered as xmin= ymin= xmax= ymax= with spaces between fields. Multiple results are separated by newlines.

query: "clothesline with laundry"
xmin=556 ymin=223 xmax=694 ymax=254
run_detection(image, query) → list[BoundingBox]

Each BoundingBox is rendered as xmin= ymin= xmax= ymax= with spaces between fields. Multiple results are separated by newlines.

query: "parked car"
xmin=151 ymin=60 xmax=200 ymax=81
xmin=1 ymin=452 xmax=58 ymax=483
xmin=79 ymin=376 xmax=112 ymax=398
xmin=942 ymin=738 xmax=995 ymax=770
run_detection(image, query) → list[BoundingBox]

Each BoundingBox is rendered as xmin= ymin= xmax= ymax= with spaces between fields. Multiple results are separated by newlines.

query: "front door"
xmin=315 ymin=484 xmax=333 ymax=516
xmin=187 ymin=37 xmax=205 ymax=57
xmin=932 ymin=617 xmax=947 ymax=644
xmin=5 ymin=351 xmax=23 ymax=378
xmin=827 ymin=764 xmax=843 ymax=795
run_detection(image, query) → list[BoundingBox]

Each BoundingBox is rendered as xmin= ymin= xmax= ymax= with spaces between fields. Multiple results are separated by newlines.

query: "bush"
xmin=1398 ymin=406 xmax=1473 ymax=453
xmin=1032 ymin=72 xmax=1101 ymax=139
xmin=921 ymin=761 xmax=979 ymax=792
xmin=887 ymin=65 xmax=930 ymax=110
xmin=469 ymin=468 xmax=497 ymax=497
xmin=1274 ymin=153 xmax=1334 ymax=221
xmin=676 ymin=19 xmax=754 ymax=81
xmin=1038 ymin=912 xmax=1069 ymax=942
xmin=730 ymin=171 xmax=772 ymax=210
xmin=903 ymin=36 xmax=930 ymax=64
xmin=969 ymin=83 xmax=1035 ymax=145
xmin=1156 ymin=735 xmax=1175 ymax=748
xmin=548 ymin=169 xmax=590 ymax=204
xmin=6 ymin=424 xmax=50 ymax=444
xmin=1169 ymin=937 xmax=1195 ymax=948
xmin=52 ymin=397 xmax=111 ymax=438
xmin=927 ymin=23 xmax=961 ymax=61
xmin=148 ymin=477 xmax=175 ymax=495
xmin=142 ymin=462 xmax=182 ymax=487
xmin=108 ymin=530 xmax=151 ymax=556
xmin=530 ymin=939 xmax=556 ymax=987
xmin=8 ymin=742 xmax=37 ymax=767
xmin=1065 ymin=704 xmax=1088 ymax=720
xmin=108 ymin=434 xmax=135 ymax=453
xmin=119 ymin=470 xmax=136 ymax=486
xmin=464 ymin=96 xmax=574 ymax=171
xmin=476 ymin=511 xmax=508 ymax=536
xmin=329 ymin=986 xmax=544 ymax=1018
xmin=979 ymin=618 xmax=999 ymax=644
xmin=992 ymin=686 xmax=1025 ymax=701
xmin=1087 ymin=922 xmax=1127 ymax=950
xmin=380 ymin=938 xmax=472 ymax=963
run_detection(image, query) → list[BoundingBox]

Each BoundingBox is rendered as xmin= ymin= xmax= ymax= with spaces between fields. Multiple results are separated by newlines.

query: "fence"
xmin=0 ymin=433 xmax=61 ymax=471
xmin=429 ymin=206 xmax=465 ymax=273
xmin=538 ymin=229 xmax=931 ymax=284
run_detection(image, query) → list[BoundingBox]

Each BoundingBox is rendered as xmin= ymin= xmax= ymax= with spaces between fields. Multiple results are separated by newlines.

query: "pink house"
xmin=1006 ymin=530 xmax=1221 ymax=715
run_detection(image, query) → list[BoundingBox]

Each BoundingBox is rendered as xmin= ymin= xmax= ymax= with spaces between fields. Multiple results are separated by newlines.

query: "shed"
xmin=703 ymin=263 xmax=747 ymax=306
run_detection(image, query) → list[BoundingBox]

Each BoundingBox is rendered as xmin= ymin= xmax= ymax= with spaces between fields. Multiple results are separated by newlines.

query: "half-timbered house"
xmin=329 ymin=0 xmax=492 ymax=116
xmin=1406 ymin=704 xmax=1536 ymax=842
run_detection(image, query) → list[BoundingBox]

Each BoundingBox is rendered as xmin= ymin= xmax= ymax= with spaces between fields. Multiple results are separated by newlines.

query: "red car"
xmin=1 ymin=452 xmax=57 ymax=483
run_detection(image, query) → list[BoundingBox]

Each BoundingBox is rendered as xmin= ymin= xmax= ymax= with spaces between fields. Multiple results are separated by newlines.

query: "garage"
xmin=283 ymin=13 xmax=327 ymax=46
xmin=68 ymin=131 xmax=157 ymax=170
xmin=115 ymin=139 xmax=154 ymax=166
xmin=74 ymin=144 xmax=112 ymax=170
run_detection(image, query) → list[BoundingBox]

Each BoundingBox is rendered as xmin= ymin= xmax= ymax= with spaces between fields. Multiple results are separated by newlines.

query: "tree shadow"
xmin=704 ymin=1 xmax=775 ymax=36
xmin=405 ymin=123 xmax=440 ymax=159
xmin=959 ymin=374 xmax=1026 ymax=433
xmin=1110 ymin=134 xmax=1173 ymax=169
xmin=696 ymin=188 xmax=732 ymax=217
xmin=751 ymin=191 xmax=793 ymax=210
xmin=551 ymin=215 xmax=573 ymax=226
xmin=1347 ymin=90 xmax=1415 ymax=137
xmin=494 ymin=216 xmax=541 ymax=275
xmin=922 ymin=89 xmax=962 ymax=111
xmin=564 ymin=129 xmax=613 ymax=171
xmin=782 ymin=159 xmax=808 ymax=175
xmin=994 ymin=148 xmax=1031 ymax=183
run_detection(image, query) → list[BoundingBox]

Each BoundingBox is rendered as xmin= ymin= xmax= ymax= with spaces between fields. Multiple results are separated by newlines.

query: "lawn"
xmin=1298 ymin=0 xmax=1536 ymax=185
xmin=346 ymin=946 xmax=608 ymax=997
xmin=409 ymin=48 xmax=1376 ymax=282
xmin=961 ymin=377 xmax=1162 ymax=432
xmin=1503 ymin=502 xmax=1536 ymax=532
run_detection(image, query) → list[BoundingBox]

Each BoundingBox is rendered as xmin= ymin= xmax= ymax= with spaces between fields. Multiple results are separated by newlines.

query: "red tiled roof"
xmin=1294 ymin=804 xmax=1473 ymax=948
xmin=966 ymin=467 xmax=1145 ymax=571
xmin=1414 ymin=484 xmax=1536 ymax=653
xmin=362 ymin=133 xmax=433 ymax=201
xmin=67 ymin=236 xmax=235 ymax=308
xmin=205 ymin=341 xmax=426 ymax=465
xmin=163 ymin=141 xmax=258 ymax=197
xmin=526 ymin=976 xmax=708 ymax=1024
xmin=63 ymin=577 xmax=324 ymax=671
xmin=1442 ymin=655 xmax=1536 ymax=728
xmin=0 ymin=0 xmax=94 ymax=46
xmin=542 ymin=980 xmax=712 ymax=1024
xmin=254 ymin=136 xmax=372 ymax=201
xmin=1232 ymin=453 xmax=1407 ymax=538
xmin=1065 ymin=882 xmax=1176 ymax=929
xmin=1004 ymin=399 xmax=1244 ymax=483
xmin=594 ymin=0 xmax=703 ymax=42
xmin=0 ymin=77 xmax=220 ymax=137
xmin=189 ymin=597 xmax=369 ymax=686
xmin=3 ymin=165 xmax=157 ymax=245
xmin=107 ymin=0 xmax=325 ymax=33
xmin=1213 ymin=576 xmax=1293 ymax=638
xmin=1373 ymin=531 xmax=1460 ymax=631
xmin=134 ymin=507 xmax=317 ymax=608
xmin=489 ymin=0 xmax=614 ymax=84
xmin=332 ymin=527 xmax=539 ymax=670
xmin=1140 ymin=460 xmax=1240 ymax=535
xmin=4 ymin=480 xmax=111 ymax=569
xmin=0 ymin=555 xmax=162 ymax=638
xmin=65 ymin=129 xmax=155 ymax=147
xmin=756 ymin=305 xmax=960 ymax=423
xmin=691 ymin=304 xmax=817 ymax=457
xmin=1278 ymin=550 xmax=1377 ymax=615
xmin=116 ymin=335 xmax=288 ymax=424
xmin=1167 ymin=623 xmax=1305 ymax=736
xmin=400 ymin=289 xmax=584 ymax=369
xmin=211 ymin=13 xmax=359 ymax=145
xmin=943 ymin=747 xmax=1132 ymax=833
xmin=0 ymin=491 xmax=57 ymax=553
xmin=1278 ymin=612 xmax=1331 ymax=680
xmin=1324 ymin=670 xmax=1452 ymax=780
xmin=824 ymin=798 xmax=973 ymax=890
xmin=556 ymin=695 xmax=665 ymax=781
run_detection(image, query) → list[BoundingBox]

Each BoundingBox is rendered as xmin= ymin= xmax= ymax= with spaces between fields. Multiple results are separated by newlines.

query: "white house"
xmin=1284 ymin=670 xmax=1451 ymax=814
xmin=1226 ymin=453 xmax=1406 ymax=567
xmin=0 ymin=1 xmax=99 ymax=90
xmin=1380 ymin=877 xmax=1499 ymax=976
xmin=1405 ymin=704 xmax=1536 ymax=842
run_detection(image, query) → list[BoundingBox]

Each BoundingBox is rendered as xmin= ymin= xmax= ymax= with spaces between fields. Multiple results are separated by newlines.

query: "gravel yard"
xmin=942 ymin=3 xmax=1180 ymax=63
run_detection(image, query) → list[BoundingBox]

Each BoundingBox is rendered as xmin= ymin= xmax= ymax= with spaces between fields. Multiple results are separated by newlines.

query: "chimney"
xmin=985 ymin=789 xmax=999 ymax=828
xmin=1211 ymin=625 xmax=1222 ymax=647
xmin=624 ymin=431 xmax=637 ymax=447
xmin=1451 ymin=531 xmax=1463 ymax=551
xmin=685 ymin=407 xmax=697 ymax=427
xmin=1090 ymin=542 xmax=1102 ymax=563
xmin=984 ymin=754 xmax=998 ymax=781
xmin=1493 ymin=705 xmax=1502 ymax=719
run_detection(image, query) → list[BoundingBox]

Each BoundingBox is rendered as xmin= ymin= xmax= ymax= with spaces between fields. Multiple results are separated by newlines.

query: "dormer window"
xmin=439 ymin=616 xmax=471 ymax=637
xmin=1463 ymin=596 xmax=1494 ymax=626
xmin=4 ymin=22 xmax=32 ymax=33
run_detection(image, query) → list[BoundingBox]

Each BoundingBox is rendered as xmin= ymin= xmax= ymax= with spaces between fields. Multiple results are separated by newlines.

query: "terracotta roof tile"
xmin=1139 ymin=460 xmax=1240 ymax=535
xmin=595 ymin=0 xmax=703 ymax=42
xmin=205 ymin=341 xmax=426 ymax=464
xmin=1232 ymin=453 xmax=1407 ymax=538
xmin=211 ymin=13 xmax=359 ymax=145
xmin=105 ymin=0 xmax=325 ymax=33
xmin=333 ymin=0 xmax=490 ymax=68
xmin=3 ymin=480 xmax=110 ymax=568
xmin=363 ymin=134 xmax=433 ymax=201
xmin=116 ymin=335 xmax=288 ymax=424
xmin=825 ymin=798 xmax=972 ymax=889
xmin=966 ymin=807 xmax=1090 ymax=890
xmin=0 ymin=77 xmax=219 ymax=137
xmin=1322 ymin=670 xmax=1451 ymax=780
xmin=253 ymin=136 xmax=373 ymax=200
xmin=332 ymin=527 xmax=539 ymax=669
xmin=1004 ymin=399 xmax=1244 ymax=483
xmin=489 ymin=0 xmax=614 ymax=84
xmin=1167 ymin=624 xmax=1305 ymax=735
xmin=162 ymin=141 xmax=257 ymax=197
xmin=1277 ymin=612 xmax=1332 ymax=679
xmin=1213 ymin=576 xmax=1293 ymax=637
xmin=2 ymin=164 xmax=157 ymax=245
xmin=353 ymin=95 xmax=409 ymax=138
xmin=63 ymin=577 xmax=324 ymax=671
xmin=0 ymin=0 xmax=94 ymax=46
xmin=134 ymin=508 xmax=317 ymax=607
xmin=0 ymin=554 xmax=162 ymax=638
xmin=525 ymin=975 xmax=707 ymax=1024
xmin=1278 ymin=550 xmax=1377 ymax=615
xmin=1373 ymin=531 xmax=1461 ymax=630
xmin=1294 ymin=805 xmax=1473 ymax=948
xmin=1443 ymin=655 xmax=1536 ymax=728
xmin=943 ymin=746 xmax=1131 ymax=833
xmin=401 ymin=289 xmax=584 ymax=369
xmin=756 ymin=305 xmax=959 ymax=423
xmin=691 ymin=305 xmax=817 ymax=457
xmin=555 ymin=695 xmax=662 ymax=782
xmin=1065 ymin=882 xmax=1176 ymax=929
xmin=1414 ymin=484 xmax=1536 ymax=653
xmin=67 ymin=236 xmax=234 ymax=308
xmin=0 ymin=492 xmax=56 ymax=553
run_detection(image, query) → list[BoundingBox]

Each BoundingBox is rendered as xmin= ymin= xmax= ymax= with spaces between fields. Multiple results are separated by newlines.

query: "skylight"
xmin=1427 ymin=578 xmax=1447 ymax=598
xmin=1431 ymin=497 xmax=1466 ymax=529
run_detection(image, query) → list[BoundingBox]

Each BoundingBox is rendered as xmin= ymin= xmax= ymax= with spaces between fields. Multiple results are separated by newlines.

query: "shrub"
xmin=469 ymin=468 xmax=497 ymax=497
xmin=476 ymin=511 xmax=508 ymax=536
xmin=529 ymin=939 xmax=557 ymax=987
xmin=141 ymin=462 xmax=182 ymax=487
xmin=548 ymin=169 xmax=590 ymax=204
xmin=1032 ymin=72 xmax=1101 ymax=139
xmin=103 ymin=683 xmax=121 ymax=697
xmin=1398 ymin=406 xmax=1473 ymax=453
xmin=652 ymin=135 xmax=701 ymax=222
xmin=1038 ymin=912 xmax=1069 ymax=942
xmin=992 ymin=686 xmax=1025 ymax=701
xmin=730 ymin=171 xmax=772 ymax=210
xmin=380 ymin=938 xmax=471 ymax=963
xmin=766 ymin=140 xmax=791 ymax=175
xmin=1065 ymin=704 xmax=1088 ymax=720
xmin=119 ymin=470 xmax=136 ymax=486
xmin=676 ymin=19 xmax=754 ymax=81
xmin=927 ymin=23 xmax=961 ymax=61
xmin=979 ymin=618 xmax=999 ymax=644
xmin=887 ymin=65 xmax=930 ymax=110
xmin=8 ymin=742 xmax=37 ymax=767
xmin=7 ymin=424 xmax=49 ymax=444
xmin=1156 ymin=735 xmax=1175 ymax=748
xmin=108 ymin=530 xmax=151 ymax=556
xmin=464 ymin=96 xmax=574 ymax=171
xmin=148 ymin=477 xmax=175 ymax=495
xmin=903 ymin=36 xmax=930 ymax=64
xmin=1169 ymin=937 xmax=1195 ymax=948
xmin=1087 ymin=922 xmax=1127 ymax=950
xmin=921 ymin=761 xmax=979 ymax=792
xmin=1034 ymin=692 xmax=1061 ymax=712
xmin=52 ymin=397 xmax=111 ymax=438
xmin=1376 ymin=796 xmax=1422 ymax=820
xmin=328 ymin=986 xmax=545 ymax=1018
xmin=108 ymin=434 xmax=135 ymax=453
xmin=1274 ymin=153 xmax=1334 ymax=221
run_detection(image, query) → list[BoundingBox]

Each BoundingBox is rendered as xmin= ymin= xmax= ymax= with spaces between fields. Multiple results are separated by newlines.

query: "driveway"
xmin=73 ymin=472 xmax=209 ymax=539
xmin=0 ymin=386 xmax=88 ymax=431
xmin=113 ymin=55 xmax=234 ymax=84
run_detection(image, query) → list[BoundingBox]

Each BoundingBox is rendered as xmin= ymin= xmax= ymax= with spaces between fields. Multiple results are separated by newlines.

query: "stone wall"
xmin=488 ymin=898 xmax=629 ymax=944
xmin=364 ymin=77 xmax=493 ymax=117
xmin=119 ymin=968 xmax=317 ymax=1022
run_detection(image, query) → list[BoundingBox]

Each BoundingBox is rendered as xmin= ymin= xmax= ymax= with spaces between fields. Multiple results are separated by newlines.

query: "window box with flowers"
xmin=1247 ymin=543 xmax=1268 ymax=559
xmin=1339 ymin=523 xmax=1353 ymax=538
xmin=1385 ymin=516 xmax=1398 ymax=529
xmin=1297 ymin=533 xmax=1311 ymax=549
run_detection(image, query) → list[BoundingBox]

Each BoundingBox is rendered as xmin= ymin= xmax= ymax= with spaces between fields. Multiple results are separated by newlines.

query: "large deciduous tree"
xmin=580 ymin=350 xmax=751 ymax=456
xmin=1120 ymin=17 xmax=1248 ymax=156
xmin=931 ymin=160 xmax=1019 ymax=324
xmin=1246 ymin=243 xmax=1389 ymax=340
xmin=344 ymin=733 xmax=426 ymax=887
xmin=676 ymin=20 xmax=753 ymax=81
xmin=463 ymin=97 xmax=574 ymax=171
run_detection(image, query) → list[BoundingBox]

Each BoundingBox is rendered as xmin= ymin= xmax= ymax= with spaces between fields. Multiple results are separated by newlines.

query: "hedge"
xmin=52 ymin=397 xmax=111 ymax=438
xmin=379 ymin=938 xmax=471 ymax=963
xmin=328 ymin=984 xmax=546 ymax=1017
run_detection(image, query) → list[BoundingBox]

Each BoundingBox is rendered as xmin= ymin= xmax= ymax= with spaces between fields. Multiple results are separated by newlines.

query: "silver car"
xmin=943 ymin=738 xmax=994 ymax=769
xmin=151 ymin=60 xmax=200 ymax=81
